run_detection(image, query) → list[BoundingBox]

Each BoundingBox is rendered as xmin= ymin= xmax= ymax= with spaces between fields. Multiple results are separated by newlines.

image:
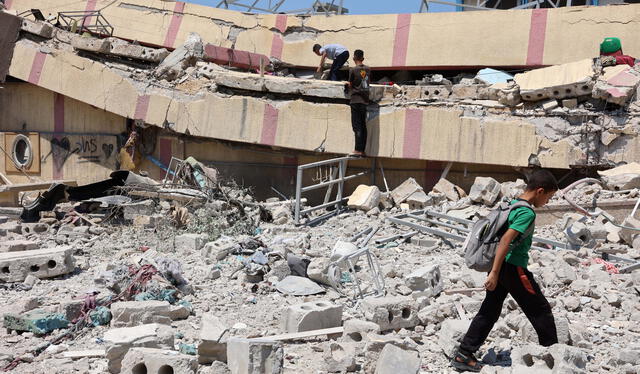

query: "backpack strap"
xmin=507 ymin=200 xmax=535 ymax=247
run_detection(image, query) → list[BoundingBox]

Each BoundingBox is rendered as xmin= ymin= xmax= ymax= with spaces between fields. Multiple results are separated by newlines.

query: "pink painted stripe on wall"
xmin=260 ymin=104 xmax=279 ymax=146
xmin=392 ymin=14 xmax=412 ymax=67
xmin=269 ymin=15 xmax=288 ymax=60
xmin=53 ymin=93 xmax=65 ymax=180
xmin=402 ymin=108 xmax=423 ymax=159
xmin=133 ymin=95 xmax=150 ymax=121
xmin=526 ymin=9 xmax=548 ymax=66
xmin=163 ymin=2 xmax=186 ymax=48
xmin=5 ymin=0 xmax=13 ymax=9
xmin=28 ymin=52 xmax=47 ymax=85
xmin=82 ymin=0 xmax=98 ymax=27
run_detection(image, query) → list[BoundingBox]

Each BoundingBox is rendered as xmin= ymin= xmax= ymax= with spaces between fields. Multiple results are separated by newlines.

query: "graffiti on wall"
xmin=43 ymin=134 xmax=121 ymax=173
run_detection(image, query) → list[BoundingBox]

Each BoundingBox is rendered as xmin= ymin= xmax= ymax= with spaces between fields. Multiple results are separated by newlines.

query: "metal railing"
xmin=294 ymin=156 xmax=369 ymax=225
xmin=58 ymin=11 xmax=114 ymax=37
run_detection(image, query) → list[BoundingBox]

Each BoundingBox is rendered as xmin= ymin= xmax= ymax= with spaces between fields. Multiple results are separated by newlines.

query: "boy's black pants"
xmin=459 ymin=262 xmax=558 ymax=355
xmin=350 ymin=103 xmax=367 ymax=152
xmin=329 ymin=51 xmax=349 ymax=81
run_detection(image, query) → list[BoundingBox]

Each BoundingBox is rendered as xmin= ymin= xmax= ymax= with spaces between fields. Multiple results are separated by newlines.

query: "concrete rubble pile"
xmin=0 ymin=161 xmax=639 ymax=373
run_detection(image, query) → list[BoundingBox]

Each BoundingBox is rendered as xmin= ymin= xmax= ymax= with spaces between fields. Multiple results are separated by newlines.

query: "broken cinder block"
xmin=324 ymin=342 xmax=358 ymax=372
xmin=374 ymin=343 xmax=421 ymax=374
xmin=174 ymin=233 xmax=207 ymax=253
xmin=361 ymin=296 xmax=419 ymax=331
xmin=110 ymin=300 xmax=188 ymax=328
xmin=198 ymin=313 xmax=229 ymax=364
xmin=342 ymin=319 xmax=381 ymax=343
xmin=437 ymin=319 xmax=471 ymax=358
xmin=281 ymin=300 xmax=343 ymax=333
xmin=432 ymin=178 xmax=466 ymax=202
xmin=3 ymin=309 xmax=68 ymax=335
xmin=104 ymin=323 xmax=174 ymax=373
xmin=468 ymin=176 xmax=501 ymax=206
xmin=391 ymin=178 xmax=424 ymax=205
xmin=226 ymin=338 xmax=283 ymax=374
xmin=405 ymin=264 xmax=443 ymax=297
xmin=121 ymin=348 xmax=197 ymax=374
xmin=0 ymin=246 xmax=75 ymax=283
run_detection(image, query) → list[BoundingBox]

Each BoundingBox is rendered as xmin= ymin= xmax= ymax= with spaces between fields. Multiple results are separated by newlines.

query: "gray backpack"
xmin=463 ymin=200 xmax=534 ymax=272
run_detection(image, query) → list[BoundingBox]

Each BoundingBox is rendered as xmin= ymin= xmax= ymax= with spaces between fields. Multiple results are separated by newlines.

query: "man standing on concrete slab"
xmin=313 ymin=43 xmax=349 ymax=81
xmin=347 ymin=49 xmax=370 ymax=157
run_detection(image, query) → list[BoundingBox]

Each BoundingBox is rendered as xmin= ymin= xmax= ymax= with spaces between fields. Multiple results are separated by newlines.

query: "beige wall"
xmin=8 ymin=0 xmax=640 ymax=68
xmin=0 ymin=83 xmax=125 ymax=184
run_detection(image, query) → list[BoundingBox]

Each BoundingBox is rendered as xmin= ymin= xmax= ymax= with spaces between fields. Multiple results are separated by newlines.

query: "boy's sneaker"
xmin=451 ymin=350 xmax=483 ymax=373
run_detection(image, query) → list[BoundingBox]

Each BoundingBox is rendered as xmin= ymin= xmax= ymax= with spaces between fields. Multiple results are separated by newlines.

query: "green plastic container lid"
xmin=601 ymin=37 xmax=622 ymax=54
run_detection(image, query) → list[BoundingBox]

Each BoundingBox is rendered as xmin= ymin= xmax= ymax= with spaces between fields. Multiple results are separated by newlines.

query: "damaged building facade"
xmin=1 ymin=0 xmax=640 ymax=201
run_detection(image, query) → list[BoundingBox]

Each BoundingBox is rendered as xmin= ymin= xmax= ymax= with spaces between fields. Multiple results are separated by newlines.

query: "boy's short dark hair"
xmin=525 ymin=169 xmax=558 ymax=192
xmin=354 ymin=49 xmax=364 ymax=60
xmin=313 ymin=44 xmax=321 ymax=53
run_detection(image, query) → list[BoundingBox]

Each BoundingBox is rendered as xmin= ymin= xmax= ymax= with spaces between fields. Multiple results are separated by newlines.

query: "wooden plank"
xmin=251 ymin=327 xmax=344 ymax=341
xmin=62 ymin=349 xmax=105 ymax=359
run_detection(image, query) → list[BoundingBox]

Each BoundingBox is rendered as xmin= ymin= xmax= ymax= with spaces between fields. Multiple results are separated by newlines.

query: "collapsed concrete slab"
xmin=280 ymin=300 xmax=343 ymax=333
xmin=361 ymin=296 xmax=419 ymax=331
xmin=198 ymin=313 xmax=229 ymax=364
xmin=0 ymin=239 xmax=38 ymax=252
xmin=226 ymin=338 xmax=283 ymax=374
xmin=103 ymin=323 xmax=174 ymax=373
xmin=0 ymin=246 xmax=75 ymax=282
xmin=515 ymin=59 xmax=596 ymax=101
xmin=110 ymin=300 xmax=188 ymax=327
xmin=121 ymin=348 xmax=198 ymax=374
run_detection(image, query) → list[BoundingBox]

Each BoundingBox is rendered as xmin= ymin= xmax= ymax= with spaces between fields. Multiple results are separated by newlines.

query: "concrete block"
xmin=0 ymin=246 xmax=75 ymax=282
xmin=280 ymin=300 xmax=342 ymax=333
xmin=3 ymin=309 xmax=68 ymax=335
xmin=0 ymin=222 xmax=22 ymax=234
xmin=342 ymin=319 xmax=380 ymax=342
xmin=405 ymin=190 xmax=430 ymax=209
xmin=451 ymin=84 xmax=481 ymax=99
xmin=348 ymin=185 xmax=381 ymax=212
xmin=511 ymin=344 xmax=587 ymax=373
xmin=20 ymin=19 xmax=54 ymax=38
xmin=391 ymin=178 xmax=423 ymax=205
xmin=542 ymin=99 xmax=559 ymax=111
xmin=437 ymin=319 xmax=471 ymax=358
xmin=198 ymin=313 xmax=228 ymax=364
xmin=468 ymin=176 xmax=501 ymax=205
xmin=324 ymin=342 xmax=357 ymax=372
xmin=593 ymin=65 xmax=640 ymax=105
xmin=432 ymin=178 xmax=466 ymax=202
xmin=421 ymin=85 xmax=450 ymax=100
xmin=21 ymin=223 xmax=49 ymax=235
xmin=201 ymin=237 xmax=237 ymax=261
xmin=104 ymin=323 xmax=174 ymax=373
xmin=306 ymin=258 xmax=332 ymax=286
xmin=0 ymin=239 xmax=38 ymax=252
xmin=374 ymin=344 xmax=420 ymax=374
xmin=226 ymin=338 xmax=283 ymax=374
xmin=175 ymin=233 xmax=207 ymax=253
xmin=501 ymin=179 xmax=526 ymax=200
xmin=361 ymin=296 xmax=419 ymax=331
xmin=71 ymin=35 xmax=111 ymax=53
xmin=133 ymin=214 xmax=163 ymax=228
xmin=404 ymin=264 xmax=443 ymax=297
xmin=108 ymin=38 xmax=169 ymax=63
xmin=110 ymin=301 xmax=188 ymax=327
xmin=403 ymin=86 xmax=423 ymax=100
xmin=602 ymin=173 xmax=640 ymax=191
xmin=121 ymin=348 xmax=197 ymax=374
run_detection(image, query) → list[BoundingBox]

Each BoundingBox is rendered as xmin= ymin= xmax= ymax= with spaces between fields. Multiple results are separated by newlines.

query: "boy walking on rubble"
xmin=452 ymin=169 xmax=560 ymax=372
xmin=347 ymin=49 xmax=370 ymax=157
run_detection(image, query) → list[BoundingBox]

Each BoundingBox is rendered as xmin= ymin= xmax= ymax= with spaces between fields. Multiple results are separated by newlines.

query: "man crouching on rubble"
xmin=452 ymin=169 xmax=559 ymax=372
